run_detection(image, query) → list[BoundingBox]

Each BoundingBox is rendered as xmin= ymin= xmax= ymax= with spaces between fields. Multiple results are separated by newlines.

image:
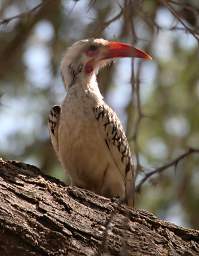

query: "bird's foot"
xmin=111 ymin=196 xmax=125 ymax=206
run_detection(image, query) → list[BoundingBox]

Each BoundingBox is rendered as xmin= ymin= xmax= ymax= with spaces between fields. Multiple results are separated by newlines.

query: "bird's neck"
xmin=67 ymin=73 xmax=103 ymax=100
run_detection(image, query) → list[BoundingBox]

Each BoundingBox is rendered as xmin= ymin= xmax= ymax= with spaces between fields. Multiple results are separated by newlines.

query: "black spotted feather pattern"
xmin=93 ymin=104 xmax=135 ymax=206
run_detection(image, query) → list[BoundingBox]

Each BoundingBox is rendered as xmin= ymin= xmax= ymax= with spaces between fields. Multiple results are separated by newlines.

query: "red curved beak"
xmin=103 ymin=41 xmax=152 ymax=60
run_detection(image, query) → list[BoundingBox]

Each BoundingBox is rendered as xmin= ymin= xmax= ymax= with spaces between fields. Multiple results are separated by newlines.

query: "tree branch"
xmin=92 ymin=6 xmax=123 ymax=36
xmin=128 ymin=9 xmax=146 ymax=177
xmin=0 ymin=1 xmax=45 ymax=26
xmin=160 ymin=0 xmax=199 ymax=42
xmin=0 ymin=159 xmax=199 ymax=255
xmin=136 ymin=147 xmax=199 ymax=192
xmin=0 ymin=0 xmax=59 ymax=79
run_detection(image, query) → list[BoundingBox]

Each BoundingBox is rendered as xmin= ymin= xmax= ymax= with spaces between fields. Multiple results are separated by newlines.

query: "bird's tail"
xmin=125 ymin=167 xmax=135 ymax=208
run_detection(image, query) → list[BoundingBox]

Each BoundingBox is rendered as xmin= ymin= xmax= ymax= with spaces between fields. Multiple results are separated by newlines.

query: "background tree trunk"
xmin=0 ymin=159 xmax=198 ymax=256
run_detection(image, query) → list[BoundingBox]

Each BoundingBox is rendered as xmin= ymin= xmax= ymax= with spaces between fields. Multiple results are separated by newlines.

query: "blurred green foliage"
xmin=0 ymin=0 xmax=198 ymax=228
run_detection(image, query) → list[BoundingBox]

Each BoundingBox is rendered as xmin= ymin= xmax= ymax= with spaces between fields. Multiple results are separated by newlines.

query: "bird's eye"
xmin=88 ymin=44 xmax=98 ymax=51
xmin=86 ymin=44 xmax=99 ymax=57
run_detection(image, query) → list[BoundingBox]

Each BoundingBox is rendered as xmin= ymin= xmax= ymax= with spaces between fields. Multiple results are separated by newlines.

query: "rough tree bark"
xmin=0 ymin=159 xmax=198 ymax=256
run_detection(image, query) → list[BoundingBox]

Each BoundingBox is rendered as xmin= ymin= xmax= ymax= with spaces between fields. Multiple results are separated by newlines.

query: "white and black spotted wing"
xmin=48 ymin=105 xmax=61 ymax=155
xmin=93 ymin=104 xmax=135 ymax=207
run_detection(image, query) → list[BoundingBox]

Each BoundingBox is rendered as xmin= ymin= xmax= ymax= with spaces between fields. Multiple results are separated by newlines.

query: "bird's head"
xmin=61 ymin=38 xmax=152 ymax=90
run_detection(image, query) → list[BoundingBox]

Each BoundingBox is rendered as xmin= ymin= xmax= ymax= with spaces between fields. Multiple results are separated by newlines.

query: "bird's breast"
xmin=58 ymin=95 xmax=108 ymax=190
